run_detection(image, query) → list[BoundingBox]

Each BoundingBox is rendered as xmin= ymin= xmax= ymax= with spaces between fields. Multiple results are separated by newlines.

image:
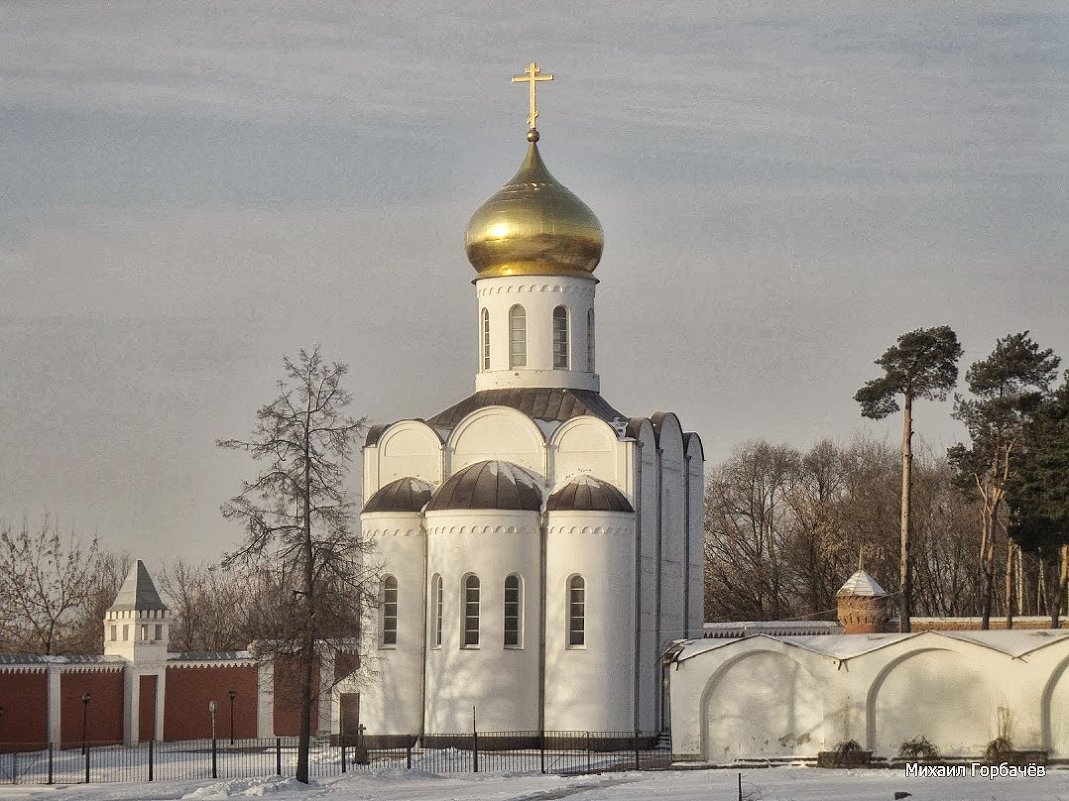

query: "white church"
xmin=346 ymin=66 xmax=1069 ymax=762
xmin=352 ymin=64 xmax=704 ymax=739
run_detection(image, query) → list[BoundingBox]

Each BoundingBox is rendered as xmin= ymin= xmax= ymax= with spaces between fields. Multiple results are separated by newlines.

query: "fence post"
xmin=148 ymin=739 xmax=154 ymax=782
xmin=84 ymin=743 xmax=90 ymax=784
xmin=275 ymin=738 xmax=282 ymax=776
xmin=340 ymin=734 xmax=347 ymax=773
xmin=586 ymin=732 xmax=592 ymax=774
xmin=472 ymin=706 xmax=478 ymax=773
xmin=634 ymin=729 xmax=640 ymax=770
xmin=540 ymin=732 xmax=546 ymax=775
xmin=211 ymin=736 xmax=218 ymax=779
xmin=47 ymin=743 xmax=53 ymax=785
xmin=10 ymin=752 xmax=15 ymax=785
xmin=406 ymin=742 xmax=412 ymax=770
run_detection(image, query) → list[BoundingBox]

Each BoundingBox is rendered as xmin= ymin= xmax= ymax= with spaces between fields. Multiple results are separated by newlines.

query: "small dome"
xmin=363 ymin=477 xmax=433 ymax=514
xmin=465 ymin=143 xmax=604 ymax=279
xmin=546 ymin=475 xmax=633 ymax=513
xmin=426 ymin=460 xmax=542 ymax=512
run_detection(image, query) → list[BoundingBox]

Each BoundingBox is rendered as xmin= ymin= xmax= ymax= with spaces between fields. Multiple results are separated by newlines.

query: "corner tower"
xmin=466 ymin=63 xmax=603 ymax=392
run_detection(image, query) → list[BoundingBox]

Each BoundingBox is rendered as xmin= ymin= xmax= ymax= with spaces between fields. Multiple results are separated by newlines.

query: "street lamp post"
xmin=209 ymin=700 xmax=218 ymax=779
xmin=227 ymin=689 xmax=236 ymax=745
xmin=81 ymin=692 xmax=91 ymax=755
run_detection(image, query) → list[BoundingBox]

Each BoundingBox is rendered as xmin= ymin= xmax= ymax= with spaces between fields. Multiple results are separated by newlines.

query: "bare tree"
xmin=0 ymin=516 xmax=102 ymax=654
xmin=218 ymin=346 xmax=372 ymax=783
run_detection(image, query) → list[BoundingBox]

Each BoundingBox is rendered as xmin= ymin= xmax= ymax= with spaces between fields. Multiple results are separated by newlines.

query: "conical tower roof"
xmin=836 ymin=569 xmax=887 ymax=598
xmin=110 ymin=559 xmax=168 ymax=612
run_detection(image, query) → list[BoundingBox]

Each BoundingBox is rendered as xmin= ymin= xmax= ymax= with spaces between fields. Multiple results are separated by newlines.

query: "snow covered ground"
xmin=0 ymin=765 xmax=1067 ymax=801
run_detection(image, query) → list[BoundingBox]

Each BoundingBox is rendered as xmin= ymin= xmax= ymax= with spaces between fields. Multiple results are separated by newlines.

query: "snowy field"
xmin=0 ymin=765 xmax=1067 ymax=801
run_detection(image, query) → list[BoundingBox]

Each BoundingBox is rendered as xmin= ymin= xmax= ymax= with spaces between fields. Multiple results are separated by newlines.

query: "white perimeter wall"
xmin=670 ymin=633 xmax=1069 ymax=762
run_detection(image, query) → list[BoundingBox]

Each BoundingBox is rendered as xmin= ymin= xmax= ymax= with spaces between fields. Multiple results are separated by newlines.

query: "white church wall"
xmin=549 ymin=417 xmax=623 ymax=491
xmin=654 ymin=414 xmax=687 ymax=647
xmin=359 ymin=513 xmax=427 ymax=735
xmin=447 ymin=407 xmax=546 ymax=476
xmin=634 ymin=422 xmax=660 ymax=732
xmin=474 ymin=277 xmax=598 ymax=392
xmin=684 ymin=435 xmax=705 ymax=637
xmin=544 ymin=511 xmax=636 ymax=732
xmin=1044 ymin=656 xmax=1069 ymax=757
xmin=424 ymin=509 xmax=542 ymax=734
xmin=368 ymin=421 xmax=443 ymax=498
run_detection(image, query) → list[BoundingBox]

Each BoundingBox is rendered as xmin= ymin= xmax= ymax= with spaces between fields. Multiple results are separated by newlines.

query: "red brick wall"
xmin=138 ymin=675 xmax=158 ymax=742
xmin=0 ymin=671 xmax=48 ymax=750
xmin=163 ymin=665 xmax=258 ymax=741
xmin=273 ymin=654 xmax=320 ymax=736
xmin=60 ymin=670 xmax=123 ymax=748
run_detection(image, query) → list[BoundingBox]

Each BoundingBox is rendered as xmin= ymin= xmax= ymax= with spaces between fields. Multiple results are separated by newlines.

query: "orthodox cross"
xmin=512 ymin=62 xmax=554 ymax=131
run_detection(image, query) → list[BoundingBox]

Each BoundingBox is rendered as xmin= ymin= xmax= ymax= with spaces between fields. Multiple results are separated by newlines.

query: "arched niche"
xmin=700 ymin=649 xmax=825 ymax=762
xmin=868 ymin=647 xmax=997 ymax=758
xmin=447 ymin=406 xmax=546 ymax=476
xmin=549 ymin=416 xmax=622 ymax=488
xmin=1042 ymin=654 xmax=1069 ymax=757
xmin=376 ymin=420 xmax=444 ymax=486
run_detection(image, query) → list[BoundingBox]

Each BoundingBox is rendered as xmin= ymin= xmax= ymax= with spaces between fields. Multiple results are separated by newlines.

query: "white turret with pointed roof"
xmin=103 ymin=560 xmax=170 ymax=662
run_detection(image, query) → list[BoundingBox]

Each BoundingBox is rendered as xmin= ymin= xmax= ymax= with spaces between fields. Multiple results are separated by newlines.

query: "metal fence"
xmin=0 ymin=732 xmax=669 ymax=785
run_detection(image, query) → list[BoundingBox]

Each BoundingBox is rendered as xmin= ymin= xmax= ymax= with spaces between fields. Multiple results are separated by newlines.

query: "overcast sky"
xmin=2 ymin=2 xmax=1067 ymax=562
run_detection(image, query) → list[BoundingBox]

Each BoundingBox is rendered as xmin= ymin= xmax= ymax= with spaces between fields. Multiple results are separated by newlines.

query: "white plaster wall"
xmin=550 ymin=417 xmax=624 ymax=492
xmin=448 ymin=407 xmax=546 ymax=476
xmin=685 ymin=440 xmax=705 ymax=638
xmin=474 ymin=276 xmax=598 ymax=392
xmin=635 ymin=423 xmax=660 ymax=732
xmin=424 ymin=510 xmax=542 ymax=733
xmin=657 ymin=415 xmax=686 ymax=647
xmin=701 ymin=650 xmax=825 ymax=761
xmin=372 ymin=422 xmax=443 ymax=493
xmin=871 ymin=649 xmax=998 ymax=756
xmin=358 ymin=513 xmax=426 ymax=735
xmin=670 ymin=633 xmax=1069 ymax=762
xmin=544 ymin=511 xmax=635 ymax=732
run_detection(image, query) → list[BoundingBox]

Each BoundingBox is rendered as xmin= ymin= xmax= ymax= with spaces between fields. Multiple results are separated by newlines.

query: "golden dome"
xmin=465 ymin=142 xmax=604 ymax=278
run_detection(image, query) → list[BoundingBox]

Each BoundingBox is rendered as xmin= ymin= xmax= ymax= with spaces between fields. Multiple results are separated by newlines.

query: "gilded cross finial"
xmin=512 ymin=62 xmax=554 ymax=139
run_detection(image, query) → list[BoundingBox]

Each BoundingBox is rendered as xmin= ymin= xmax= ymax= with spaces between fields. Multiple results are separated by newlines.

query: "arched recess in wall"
xmin=550 ymin=416 xmax=621 ymax=488
xmin=699 ymin=648 xmax=825 ymax=762
xmin=1041 ymin=653 xmax=1069 ymax=757
xmin=448 ymin=406 xmax=546 ymax=476
xmin=866 ymin=647 xmax=996 ymax=758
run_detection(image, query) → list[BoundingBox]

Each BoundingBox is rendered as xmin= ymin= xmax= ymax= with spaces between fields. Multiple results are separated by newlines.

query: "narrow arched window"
xmin=509 ymin=305 xmax=527 ymax=368
xmin=504 ymin=574 xmax=523 ymax=648
xmin=463 ymin=574 xmax=480 ymax=647
xmin=586 ymin=309 xmax=595 ymax=372
xmin=430 ymin=574 xmax=443 ymax=648
xmin=567 ymin=575 xmax=585 ymax=647
xmin=381 ymin=575 xmax=398 ymax=646
xmin=481 ymin=308 xmax=491 ymax=371
xmin=552 ymin=306 xmax=569 ymax=369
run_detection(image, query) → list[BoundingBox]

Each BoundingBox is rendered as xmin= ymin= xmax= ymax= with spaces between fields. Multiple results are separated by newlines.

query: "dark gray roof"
xmin=110 ymin=560 xmax=168 ymax=612
xmin=426 ymin=460 xmax=542 ymax=512
xmin=547 ymin=474 xmax=628 ymax=513
xmin=426 ymin=388 xmax=625 ymax=429
xmin=546 ymin=475 xmax=634 ymax=513
xmin=363 ymin=477 xmax=434 ymax=513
